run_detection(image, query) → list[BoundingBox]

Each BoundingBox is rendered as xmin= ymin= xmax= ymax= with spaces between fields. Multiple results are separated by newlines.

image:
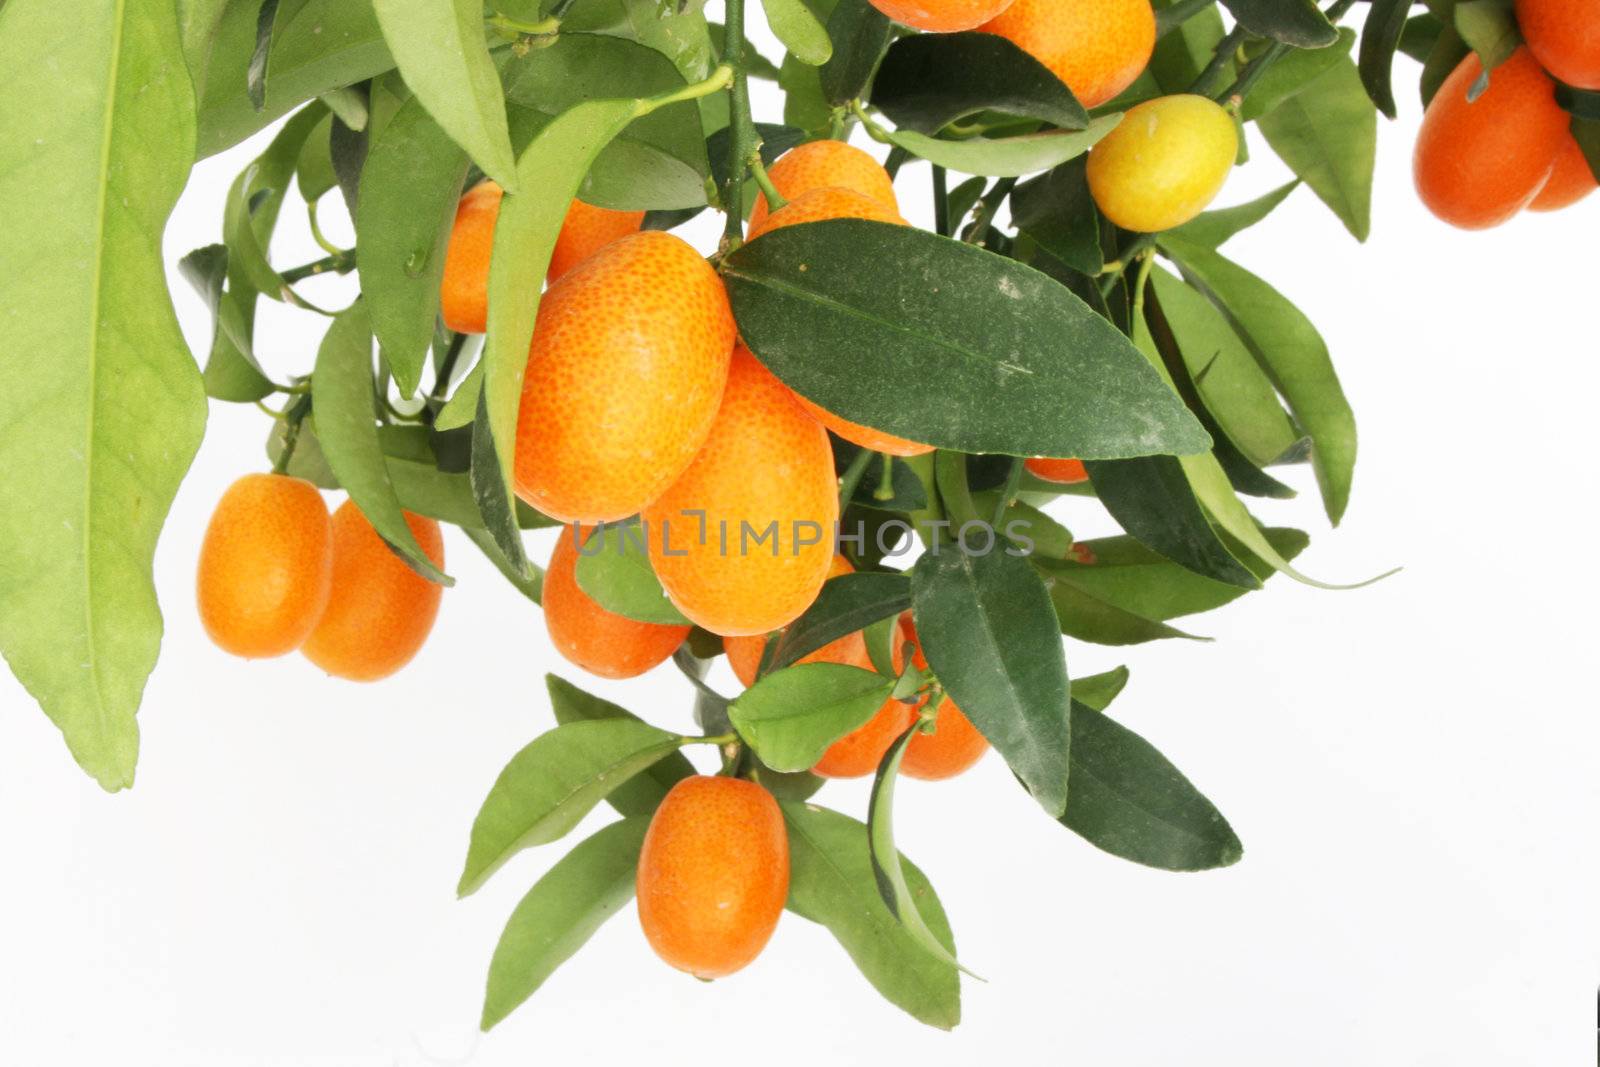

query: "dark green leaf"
xmin=729 ymin=664 xmax=894 ymax=772
xmin=1086 ymin=456 xmax=1260 ymax=589
xmin=911 ymin=548 xmax=1071 ymax=816
xmin=312 ymin=300 xmax=453 ymax=585
xmin=872 ymin=31 xmax=1087 ymax=135
xmin=1420 ymin=23 xmax=1470 ymax=106
xmin=248 ymin=0 xmax=282 ymax=111
xmin=1062 ymin=700 xmax=1242 ymax=871
xmin=357 ymin=97 xmax=469 ymax=399
xmin=1573 ymin=117 xmax=1600 ymax=182
xmin=469 ymin=388 xmax=531 ymax=578
xmin=546 ymin=675 xmax=696 ymax=815
xmin=574 ymin=522 xmax=692 ymax=626
xmin=1169 ymin=180 xmax=1299 ymax=249
xmin=1256 ymin=55 xmax=1376 ymax=242
xmin=458 ymin=719 xmax=685 ymax=896
xmin=724 ymin=219 xmax=1210 ymax=459
xmin=1010 ymin=158 xmax=1103 ymax=274
xmin=1149 ymin=0 xmax=1227 ymax=91
xmin=1399 ymin=13 xmax=1447 ymax=64
xmin=1220 ymin=0 xmax=1338 ymax=47
xmin=1557 ymin=86 xmax=1600 ymax=122
xmin=1360 ymin=0 xmax=1417 ymax=117
xmin=481 ymin=816 xmax=649 ymax=1030
xmin=783 ymin=802 xmax=960 ymax=1030
xmin=819 ymin=0 xmax=892 ymax=105
xmin=1238 ymin=28 xmax=1356 ymax=123
xmin=1454 ymin=0 xmax=1519 ymax=76
xmin=767 ymin=571 xmax=912 ymax=671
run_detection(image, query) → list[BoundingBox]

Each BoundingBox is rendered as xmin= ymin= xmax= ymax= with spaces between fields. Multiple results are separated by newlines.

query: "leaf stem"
xmin=990 ymin=457 xmax=1024 ymax=528
xmin=962 ymin=177 xmax=1017 ymax=246
xmin=638 ymin=64 xmax=734 ymax=115
xmin=305 ymin=199 xmax=344 ymax=257
xmin=280 ymin=250 xmax=355 ymax=284
xmin=848 ymin=99 xmax=895 ymax=145
xmin=1190 ymin=25 xmax=1249 ymax=98
xmin=270 ymin=393 xmax=313 ymax=475
xmin=874 ymin=453 xmax=896 ymax=501
xmin=932 ymin=165 xmax=950 ymax=237
xmin=748 ymin=150 xmax=786 ymax=211
xmin=837 ymin=447 xmax=876 ymax=510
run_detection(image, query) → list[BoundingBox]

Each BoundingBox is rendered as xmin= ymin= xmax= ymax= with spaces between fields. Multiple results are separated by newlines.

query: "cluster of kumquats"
xmin=1415 ymin=0 xmax=1599 ymax=227
xmin=190 ymin=0 xmax=1277 ymax=983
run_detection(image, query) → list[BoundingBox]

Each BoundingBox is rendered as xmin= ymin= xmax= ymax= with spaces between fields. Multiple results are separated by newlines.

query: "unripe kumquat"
xmin=197 ymin=473 xmax=332 ymax=659
xmin=301 ymin=503 xmax=445 ymax=682
xmin=544 ymin=525 xmax=690 ymax=679
xmin=979 ymin=0 xmax=1156 ymax=109
xmin=636 ymin=776 xmax=789 ymax=979
xmin=1086 ymin=94 xmax=1238 ymax=233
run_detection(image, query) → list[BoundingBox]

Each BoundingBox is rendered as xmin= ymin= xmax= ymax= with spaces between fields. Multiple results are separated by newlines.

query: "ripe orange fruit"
xmin=1529 ymin=129 xmax=1598 ymax=211
xmin=301 ymin=502 xmax=445 ymax=681
xmin=748 ymin=186 xmax=905 ymax=239
xmin=1413 ymin=48 xmax=1569 ymax=229
xmin=1025 ymin=457 xmax=1089 ymax=484
xmin=514 ymin=231 xmax=736 ymax=523
xmin=724 ymin=555 xmax=857 ymax=686
xmin=979 ymin=0 xmax=1156 ymax=109
xmin=439 ymin=180 xmax=503 ymax=335
xmin=548 ymin=199 xmax=646 ymax=283
xmin=644 ymin=348 xmax=839 ymax=637
xmin=898 ymin=617 xmax=989 ymax=781
xmin=439 ymin=183 xmax=647 ymax=333
xmin=1515 ymin=0 xmax=1600 ymax=91
xmin=866 ymin=0 xmax=1016 ymax=32
xmin=636 ymin=775 xmax=789 ymax=979
xmin=813 ymin=695 xmax=917 ymax=779
xmin=748 ymin=140 xmax=899 ymax=234
xmin=1086 ymin=94 xmax=1239 ymax=232
xmin=543 ymin=525 xmax=690 ymax=679
xmin=197 ymin=473 xmax=332 ymax=658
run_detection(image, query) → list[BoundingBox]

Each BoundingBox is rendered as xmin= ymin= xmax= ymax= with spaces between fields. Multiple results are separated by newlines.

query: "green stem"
xmin=280 ymin=250 xmax=355 ymax=284
xmin=837 ymin=447 xmax=875 ymax=510
xmin=963 ymin=177 xmax=1017 ymax=246
xmin=306 ymin=200 xmax=344 ymax=257
xmin=639 ymin=64 xmax=733 ymax=115
xmin=990 ymin=457 xmax=1023 ymax=528
xmin=719 ymin=0 xmax=760 ymax=249
xmin=874 ymin=453 xmax=896 ymax=501
xmin=849 ymin=99 xmax=895 ymax=145
xmin=427 ymin=332 xmax=469 ymax=413
xmin=932 ymin=165 xmax=950 ymax=237
xmin=271 ymin=394 xmax=313 ymax=475
xmin=693 ymin=733 xmax=737 ymax=746
xmin=749 ymin=150 xmax=786 ymax=211
xmin=883 ymin=145 xmax=911 ymax=179
xmin=1130 ymin=251 xmax=1155 ymax=324
xmin=1190 ymin=25 xmax=1248 ymax=98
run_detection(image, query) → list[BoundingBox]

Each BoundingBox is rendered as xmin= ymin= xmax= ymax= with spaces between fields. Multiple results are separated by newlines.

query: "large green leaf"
xmin=761 ymin=0 xmax=832 ymax=65
xmin=1062 ymin=701 xmax=1242 ymax=871
xmin=1045 ymin=577 xmax=1205 ymax=646
xmin=1149 ymin=0 xmax=1227 ymax=91
xmin=196 ymin=0 xmax=393 ymax=157
xmin=1255 ymin=54 xmax=1376 ymax=242
xmin=1086 ymin=456 xmax=1259 ymax=589
xmin=222 ymin=103 xmax=328 ymax=308
xmin=1238 ymin=29 xmax=1356 ymax=123
xmin=872 ymin=31 xmax=1087 ymax=134
xmin=729 ymin=664 xmax=894 ymax=772
xmin=372 ymin=0 xmax=519 ymax=190
xmin=888 ymin=116 xmax=1118 ymax=178
xmin=573 ymin=522 xmax=692 ymax=625
xmin=723 ymin=219 xmax=1210 ymax=459
xmin=1161 ymin=236 xmax=1357 ymax=526
xmin=178 ymin=0 xmax=232 ymax=92
xmin=0 ymin=0 xmax=207 ymax=790
xmin=1169 ymin=181 xmax=1299 ymax=250
xmin=783 ymin=802 xmax=960 ymax=1030
xmin=765 ymin=571 xmax=912 ymax=672
xmin=312 ymin=301 xmax=453 ymax=585
xmin=481 ymin=816 xmax=649 ymax=1030
xmin=817 ymin=0 xmax=892 ymax=106
xmin=1220 ymin=0 xmax=1338 ymax=47
xmin=545 ymin=674 xmax=696 ymax=816
xmin=356 ymin=96 xmax=470 ymax=399
xmin=910 ymin=548 xmax=1072 ymax=817
xmin=458 ymin=719 xmax=685 ymax=896
xmin=1010 ymin=158 xmax=1103 ymax=275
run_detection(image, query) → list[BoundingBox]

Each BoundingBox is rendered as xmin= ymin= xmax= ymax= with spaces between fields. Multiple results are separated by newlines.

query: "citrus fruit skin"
xmin=724 ymin=556 xmax=856 ymax=686
xmin=1529 ymin=129 xmax=1598 ymax=211
xmin=979 ymin=0 xmax=1156 ymax=109
xmin=866 ymin=0 xmax=1016 ymax=32
xmin=439 ymin=180 xmax=503 ymax=335
xmin=1086 ymin=94 xmax=1239 ymax=232
xmin=544 ymin=525 xmax=690 ymax=679
xmin=898 ymin=618 xmax=989 ymax=781
xmin=548 ymin=199 xmax=646 ymax=283
xmin=1025 ymin=457 xmax=1089 ymax=484
xmin=748 ymin=140 xmax=899 ymax=234
xmin=197 ymin=473 xmax=333 ymax=659
xmin=1413 ymin=48 xmax=1569 ymax=229
xmin=636 ymin=776 xmax=789 ymax=979
xmin=514 ymin=231 xmax=736 ymax=524
xmin=813 ymin=696 xmax=917 ymax=779
xmin=644 ymin=348 xmax=839 ymax=638
xmin=1515 ymin=0 xmax=1600 ymax=91
xmin=301 ymin=503 xmax=445 ymax=682
xmin=748 ymin=186 xmax=905 ymax=239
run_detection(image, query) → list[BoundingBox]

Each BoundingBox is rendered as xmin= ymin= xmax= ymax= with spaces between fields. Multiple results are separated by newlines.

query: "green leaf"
xmin=1359 ymin=0 xmax=1416 ymax=118
xmin=1085 ymin=457 xmax=1260 ymax=590
xmin=1149 ymin=0 xmax=1227 ymax=91
xmin=248 ymin=0 xmax=284 ymax=111
xmin=1169 ymin=180 xmax=1299 ymax=249
xmin=1574 ymin=117 xmax=1600 ymax=183
xmin=573 ymin=522 xmax=692 ymax=625
xmin=1146 ymin=265 xmax=1300 ymax=468
xmin=1072 ymin=666 xmax=1130 ymax=712
xmin=546 ymin=675 xmax=696 ymax=816
xmin=1419 ymin=22 xmax=1470 ymax=107
xmin=723 ymin=219 xmax=1210 ymax=459
xmin=818 ymin=0 xmax=892 ymax=106
xmin=178 ymin=0 xmax=233 ymax=92
xmin=458 ymin=719 xmax=684 ymax=896
xmin=871 ymin=31 xmax=1088 ymax=134
xmin=1044 ymin=576 xmax=1205 ymax=646
xmin=178 ymin=243 xmax=274 ymax=403
xmin=761 ymin=0 xmax=833 ymax=65
xmin=910 ymin=548 xmax=1071 ymax=817
xmin=765 ymin=571 xmax=912 ymax=672
xmin=311 ymin=301 xmax=453 ymax=586
xmin=1062 ymin=700 xmax=1242 ymax=871
xmin=1255 ymin=55 xmax=1376 ymax=242
xmin=888 ymin=115 xmax=1119 ymax=178
xmin=1238 ymin=28 xmax=1356 ymax=123
xmin=296 ymin=111 xmax=340 ymax=201
xmin=481 ymin=816 xmax=649 ymax=1030
xmin=481 ymin=97 xmax=645 ymax=571
xmin=729 ymin=664 xmax=894 ymax=773
xmin=1454 ymin=0 xmax=1519 ymax=76
xmin=1010 ymin=157 xmax=1103 ymax=275
xmin=0 ymin=0 xmax=207 ymax=791
xmin=867 ymin=727 xmax=975 ymax=974
xmin=196 ymin=0 xmax=393 ymax=157
xmin=1160 ymin=236 xmax=1357 ymax=526
xmin=224 ymin=103 xmax=328 ymax=304
xmin=372 ymin=0 xmax=519 ymax=190
xmin=783 ymin=802 xmax=960 ymax=1030
xmin=356 ymin=96 xmax=470 ymax=398
xmin=1220 ymin=0 xmax=1338 ymax=47
xmin=468 ymin=387 xmax=531 ymax=578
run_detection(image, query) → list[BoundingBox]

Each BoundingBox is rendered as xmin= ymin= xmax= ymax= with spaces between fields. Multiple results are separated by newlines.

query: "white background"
xmin=3 ymin=12 xmax=1598 ymax=1065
